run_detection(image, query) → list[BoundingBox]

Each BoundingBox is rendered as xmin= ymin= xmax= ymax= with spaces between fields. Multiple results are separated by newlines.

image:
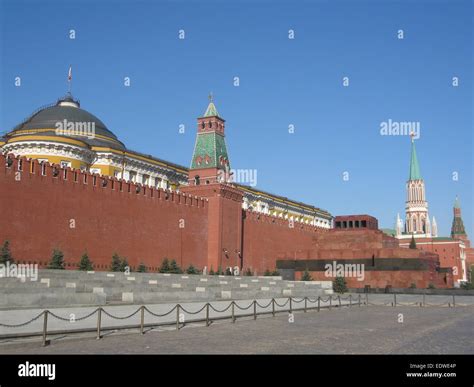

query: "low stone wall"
xmin=350 ymin=287 xmax=474 ymax=296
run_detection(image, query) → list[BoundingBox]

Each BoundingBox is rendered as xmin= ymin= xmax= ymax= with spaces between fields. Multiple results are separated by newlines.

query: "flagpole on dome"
xmin=67 ymin=65 xmax=72 ymax=95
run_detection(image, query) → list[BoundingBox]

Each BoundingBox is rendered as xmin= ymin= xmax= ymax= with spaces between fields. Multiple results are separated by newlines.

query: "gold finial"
xmin=208 ymin=92 xmax=213 ymax=103
xmin=410 ymin=131 xmax=415 ymax=143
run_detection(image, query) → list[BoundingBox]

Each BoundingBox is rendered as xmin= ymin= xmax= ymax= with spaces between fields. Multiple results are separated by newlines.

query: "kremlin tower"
xmin=402 ymin=134 xmax=436 ymax=237
xmin=394 ymin=135 xmax=472 ymax=285
xmin=188 ymin=94 xmax=231 ymax=186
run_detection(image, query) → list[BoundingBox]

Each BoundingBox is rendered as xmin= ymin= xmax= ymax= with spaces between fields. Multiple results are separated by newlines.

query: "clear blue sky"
xmin=1 ymin=0 xmax=472 ymax=237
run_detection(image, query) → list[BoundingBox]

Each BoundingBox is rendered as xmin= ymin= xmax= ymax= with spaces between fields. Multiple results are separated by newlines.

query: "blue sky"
xmin=1 ymin=0 xmax=472 ymax=237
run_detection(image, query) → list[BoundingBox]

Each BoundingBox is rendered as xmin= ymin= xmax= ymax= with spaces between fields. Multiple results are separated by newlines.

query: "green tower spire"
xmin=203 ymin=92 xmax=219 ymax=117
xmin=190 ymin=95 xmax=230 ymax=174
xmin=451 ymin=196 xmax=466 ymax=237
xmin=408 ymin=134 xmax=422 ymax=180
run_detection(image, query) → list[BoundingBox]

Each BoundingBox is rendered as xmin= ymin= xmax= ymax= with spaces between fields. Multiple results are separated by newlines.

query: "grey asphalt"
xmin=0 ymin=305 xmax=472 ymax=354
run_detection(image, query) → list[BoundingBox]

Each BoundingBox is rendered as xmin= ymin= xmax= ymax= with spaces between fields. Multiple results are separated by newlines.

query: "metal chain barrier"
xmin=273 ymin=299 xmax=290 ymax=308
xmin=234 ymin=301 xmax=255 ymax=310
xmin=1 ymin=294 xmax=472 ymax=347
xmin=209 ymin=303 xmax=233 ymax=313
xmin=255 ymin=300 xmax=273 ymax=309
xmin=101 ymin=307 xmax=141 ymax=320
xmin=178 ymin=304 xmax=208 ymax=315
xmin=143 ymin=305 xmax=177 ymax=318
xmin=0 ymin=311 xmax=45 ymax=328
xmin=49 ymin=308 xmax=100 ymax=322
xmin=396 ymin=302 xmax=421 ymax=306
xmin=290 ymin=297 xmax=305 ymax=304
xmin=425 ymin=302 xmax=451 ymax=307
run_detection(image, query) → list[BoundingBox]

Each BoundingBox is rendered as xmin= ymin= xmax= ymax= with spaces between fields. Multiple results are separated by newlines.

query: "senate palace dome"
xmin=0 ymin=92 xmax=189 ymax=189
xmin=10 ymin=93 xmax=126 ymax=151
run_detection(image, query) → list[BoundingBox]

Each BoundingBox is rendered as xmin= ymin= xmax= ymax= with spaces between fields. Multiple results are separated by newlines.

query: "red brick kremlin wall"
xmin=0 ymin=154 xmax=329 ymax=274
xmin=0 ymin=154 xmax=454 ymax=288
xmin=242 ymin=211 xmax=328 ymax=274
xmin=0 ymin=155 xmax=209 ymax=271
xmin=398 ymin=238 xmax=466 ymax=284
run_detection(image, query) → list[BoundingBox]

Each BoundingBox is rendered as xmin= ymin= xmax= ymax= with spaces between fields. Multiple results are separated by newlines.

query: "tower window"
xmin=209 ymin=121 xmax=212 ymax=128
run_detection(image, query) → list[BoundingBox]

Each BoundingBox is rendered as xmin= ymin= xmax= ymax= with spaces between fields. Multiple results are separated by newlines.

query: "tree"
xmin=333 ymin=276 xmax=348 ymax=293
xmin=460 ymin=282 xmax=473 ymax=290
xmin=119 ymin=257 xmax=129 ymax=272
xmin=409 ymin=234 xmax=417 ymax=249
xmin=111 ymin=253 xmax=122 ymax=272
xmin=215 ymin=266 xmax=223 ymax=275
xmin=159 ymin=258 xmax=171 ymax=273
xmin=409 ymin=282 xmax=416 ymax=289
xmin=301 ymin=268 xmax=313 ymax=281
xmin=78 ymin=252 xmax=93 ymax=271
xmin=169 ymin=259 xmax=183 ymax=274
xmin=209 ymin=266 xmax=215 ymax=275
xmin=137 ymin=262 xmax=147 ymax=273
xmin=427 ymin=283 xmax=435 ymax=289
xmin=243 ymin=268 xmax=253 ymax=276
xmin=0 ymin=240 xmax=14 ymax=264
xmin=264 ymin=269 xmax=272 ymax=276
xmin=271 ymin=269 xmax=280 ymax=276
xmin=186 ymin=264 xmax=199 ymax=275
xmin=48 ymin=249 xmax=65 ymax=270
